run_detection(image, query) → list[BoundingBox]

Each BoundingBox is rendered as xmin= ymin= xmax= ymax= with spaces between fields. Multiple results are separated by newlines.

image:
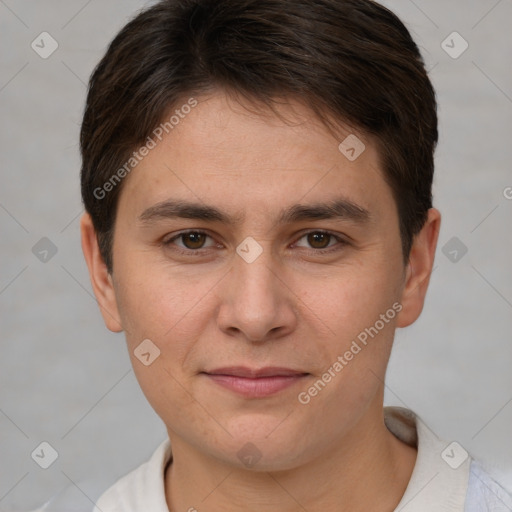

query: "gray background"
xmin=1 ymin=0 xmax=511 ymax=510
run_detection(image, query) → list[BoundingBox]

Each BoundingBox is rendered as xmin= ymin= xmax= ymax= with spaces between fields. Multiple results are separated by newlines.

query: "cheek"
xmin=113 ymin=265 xmax=219 ymax=425
xmin=113 ymin=250 xmax=218 ymax=339
xmin=300 ymin=263 xmax=401 ymax=340
xmin=293 ymin=276 xmax=399 ymax=444
xmin=290 ymin=259 xmax=402 ymax=403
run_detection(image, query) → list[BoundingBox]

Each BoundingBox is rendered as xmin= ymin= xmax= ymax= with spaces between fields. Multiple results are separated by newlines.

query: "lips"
xmin=205 ymin=366 xmax=307 ymax=378
xmin=202 ymin=366 xmax=309 ymax=398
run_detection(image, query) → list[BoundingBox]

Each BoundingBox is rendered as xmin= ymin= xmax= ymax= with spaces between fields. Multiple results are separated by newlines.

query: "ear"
xmin=80 ymin=213 xmax=123 ymax=332
xmin=396 ymin=208 xmax=441 ymax=328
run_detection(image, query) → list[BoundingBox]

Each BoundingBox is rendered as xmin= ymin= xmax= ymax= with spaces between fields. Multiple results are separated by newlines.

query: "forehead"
xmin=118 ymin=92 xmax=394 ymax=219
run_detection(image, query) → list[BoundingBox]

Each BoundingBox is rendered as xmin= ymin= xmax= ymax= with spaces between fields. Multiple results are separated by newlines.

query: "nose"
xmin=216 ymin=247 xmax=298 ymax=343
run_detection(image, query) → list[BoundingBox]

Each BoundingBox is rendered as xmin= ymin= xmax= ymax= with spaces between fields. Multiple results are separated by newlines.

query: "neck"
xmin=164 ymin=397 xmax=417 ymax=512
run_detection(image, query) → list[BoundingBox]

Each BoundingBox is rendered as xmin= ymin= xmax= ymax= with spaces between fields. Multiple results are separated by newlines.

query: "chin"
xmin=216 ymin=415 xmax=309 ymax=469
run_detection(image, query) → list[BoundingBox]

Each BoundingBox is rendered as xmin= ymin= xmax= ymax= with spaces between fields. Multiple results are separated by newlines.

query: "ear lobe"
xmin=396 ymin=208 xmax=441 ymax=328
xmin=80 ymin=213 xmax=123 ymax=332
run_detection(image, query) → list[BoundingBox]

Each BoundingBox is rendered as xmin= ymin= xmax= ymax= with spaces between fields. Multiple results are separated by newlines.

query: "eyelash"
xmin=162 ymin=229 xmax=348 ymax=256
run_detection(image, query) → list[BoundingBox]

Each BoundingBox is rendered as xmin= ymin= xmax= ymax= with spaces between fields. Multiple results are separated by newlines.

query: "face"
xmin=82 ymin=91 xmax=437 ymax=471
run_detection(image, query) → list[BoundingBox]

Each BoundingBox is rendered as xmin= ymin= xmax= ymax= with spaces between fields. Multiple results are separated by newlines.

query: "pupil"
xmin=184 ymin=232 xmax=205 ymax=249
xmin=308 ymin=232 xmax=330 ymax=248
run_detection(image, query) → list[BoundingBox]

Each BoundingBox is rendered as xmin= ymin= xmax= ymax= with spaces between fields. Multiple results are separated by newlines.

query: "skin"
xmin=81 ymin=91 xmax=440 ymax=512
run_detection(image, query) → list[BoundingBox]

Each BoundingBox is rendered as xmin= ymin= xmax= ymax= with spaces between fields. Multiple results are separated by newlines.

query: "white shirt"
xmin=34 ymin=407 xmax=510 ymax=511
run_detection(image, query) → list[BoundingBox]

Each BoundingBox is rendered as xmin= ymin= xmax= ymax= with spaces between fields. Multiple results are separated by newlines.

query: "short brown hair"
xmin=80 ymin=0 xmax=438 ymax=272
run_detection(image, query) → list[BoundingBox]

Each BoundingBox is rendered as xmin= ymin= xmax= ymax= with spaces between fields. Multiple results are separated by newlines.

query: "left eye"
xmin=166 ymin=231 xmax=216 ymax=250
xmin=294 ymin=231 xmax=340 ymax=250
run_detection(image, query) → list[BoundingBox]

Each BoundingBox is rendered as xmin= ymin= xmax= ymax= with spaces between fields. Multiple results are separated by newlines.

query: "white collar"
xmin=385 ymin=406 xmax=470 ymax=511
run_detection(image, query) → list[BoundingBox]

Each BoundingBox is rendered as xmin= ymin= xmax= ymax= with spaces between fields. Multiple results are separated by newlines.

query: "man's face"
xmin=100 ymin=92 xmax=411 ymax=469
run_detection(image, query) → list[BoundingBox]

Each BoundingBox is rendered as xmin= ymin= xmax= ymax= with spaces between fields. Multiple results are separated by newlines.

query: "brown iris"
xmin=181 ymin=232 xmax=207 ymax=249
xmin=307 ymin=232 xmax=331 ymax=249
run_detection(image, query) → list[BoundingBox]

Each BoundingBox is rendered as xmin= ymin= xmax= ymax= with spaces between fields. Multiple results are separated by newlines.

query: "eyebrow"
xmin=138 ymin=197 xmax=371 ymax=226
xmin=278 ymin=199 xmax=370 ymax=224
